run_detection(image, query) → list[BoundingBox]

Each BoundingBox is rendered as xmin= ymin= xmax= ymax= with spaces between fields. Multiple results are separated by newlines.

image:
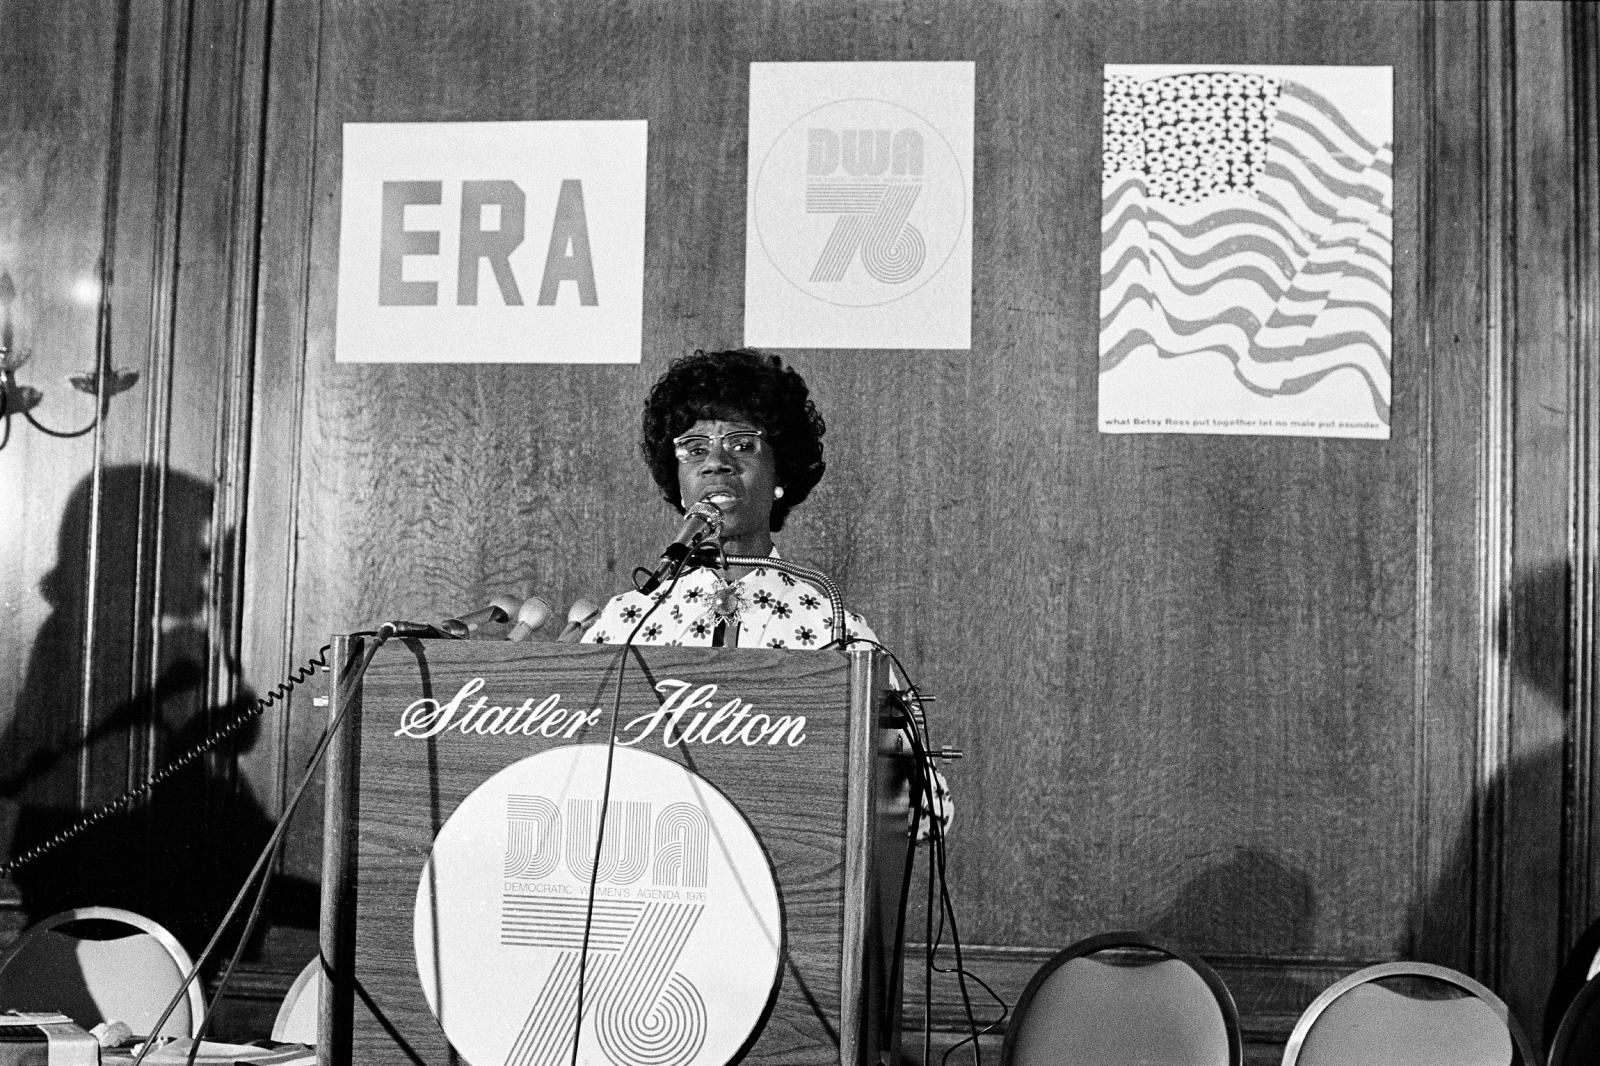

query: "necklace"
xmin=706 ymin=573 xmax=745 ymax=627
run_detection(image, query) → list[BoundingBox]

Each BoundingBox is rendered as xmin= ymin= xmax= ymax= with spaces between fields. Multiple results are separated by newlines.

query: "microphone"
xmin=638 ymin=500 xmax=723 ymax=594
xmin=441 ymin=593 xmax=524 ymax=638
xmin=557 ymin=598 xmax=601 ymax=643
xmin=506 ymin=596 xmax=554 ymax=641
xmin=666 ymin=499 xmax=724 ymax=562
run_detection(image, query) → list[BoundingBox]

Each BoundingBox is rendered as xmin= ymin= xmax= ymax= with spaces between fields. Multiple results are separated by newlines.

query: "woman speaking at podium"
xmin=582 ymin=346 xmax=874 ymax=650
xmin=581 ymin=347 xmax=951 ymax=836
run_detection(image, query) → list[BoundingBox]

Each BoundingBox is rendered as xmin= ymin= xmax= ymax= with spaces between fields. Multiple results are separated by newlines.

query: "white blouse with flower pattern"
xmin=580 ymin=560 xmax=874 ymax=649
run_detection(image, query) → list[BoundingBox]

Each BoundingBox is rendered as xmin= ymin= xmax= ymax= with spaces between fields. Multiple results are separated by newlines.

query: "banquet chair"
xmin=270 ymin=956 xmax=323 ymax=1044
xmin=1544 ymin=916 xmax=1600 ymax=1049
xmin=1548 ymin=971 xmax=1600 ymax=1066
xmin=0 ymin=906 xmax=203 ymax=1039
xmin=1001 ymin=931 xmax=1242 ymax=1066
xmin=1280 ymin=961 xmax=1536 ymax=1066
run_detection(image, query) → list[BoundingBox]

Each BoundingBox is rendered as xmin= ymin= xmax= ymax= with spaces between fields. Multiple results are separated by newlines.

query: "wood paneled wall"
xmin=2 ymin=0 xmax=1596 ymax=1060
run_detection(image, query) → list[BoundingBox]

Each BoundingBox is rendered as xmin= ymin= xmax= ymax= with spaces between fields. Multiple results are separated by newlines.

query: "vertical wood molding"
xmin=1571 ymin=0 xmax=1600 ymax=938
xmin=1410 ymin=0 xmax=1438 ymax=968
xmin=1411 ymin=13 xmax=1583 ymax=1028
xmin=99 ymin=0 xmax=194 ymax=794
xmin=151 ymin=0 xmax=282 ymax=880
xmin=1474 ymin=0 xmax=1516 ymax=992
xmin=244 ymin=0 xmax=325 ymax=823
xmin=137 ymin=0 xmax=195 ymax=715
xmin=76 ymin=0 xmax=138 ymax=803
xmin=1415 ymin=0 xmax=1503 ymax=981
xmin=42 ymin=0 xmax=198 ymax=816
xmin=205 ymin=0 xmax=274 ymax=729
xmin=1496 ymin=3 xmax=1586 ymax=1028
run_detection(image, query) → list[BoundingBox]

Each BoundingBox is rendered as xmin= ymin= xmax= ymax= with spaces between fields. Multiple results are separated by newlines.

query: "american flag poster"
xmin=1099 ymin=65 xmax=1393 ymax=438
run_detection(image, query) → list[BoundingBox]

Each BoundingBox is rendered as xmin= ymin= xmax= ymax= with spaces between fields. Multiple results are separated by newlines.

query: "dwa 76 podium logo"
xmin=415 ymin=745 xmax=781 ymax=1066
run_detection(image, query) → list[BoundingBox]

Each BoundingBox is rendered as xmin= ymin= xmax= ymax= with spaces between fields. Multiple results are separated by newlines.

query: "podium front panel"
xmin=320 ymin=639 xmax=900 ymax=1066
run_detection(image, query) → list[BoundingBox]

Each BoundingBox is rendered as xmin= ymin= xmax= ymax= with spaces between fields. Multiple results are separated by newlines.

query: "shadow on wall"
xmin=1147 ymin=845 xmax=1324 ymax=1009
xmin=1149 ymin=846 xmax=1318 ymax=954
xmin=0 ymin=465 xmax=316 ymax=956
xmin=1404 ymin=555 xmax=1575 ymax=1043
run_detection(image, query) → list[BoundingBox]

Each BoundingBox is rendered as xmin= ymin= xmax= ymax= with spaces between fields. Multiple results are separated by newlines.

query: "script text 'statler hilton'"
xmin=393 ymin=677 xmax=807 ymax=748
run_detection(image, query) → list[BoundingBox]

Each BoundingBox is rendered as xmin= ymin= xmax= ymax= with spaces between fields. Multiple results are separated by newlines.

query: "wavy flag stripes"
xmin=1099 ymin=66 xmax=1394 ymax=438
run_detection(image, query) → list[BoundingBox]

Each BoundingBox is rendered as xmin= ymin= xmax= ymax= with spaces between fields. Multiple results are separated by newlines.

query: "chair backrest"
xmin=1544 ymin=916 xmax=1600 ymax=1047
xmin=1549 ymin=971 xmax=1600 ymax=1066
xmin=1001 ymin=931 xmax=1242 ymax=1066
xmin=271 ymin=956 xmax=323 ymax=1044
xmin=1281 ymin=961 xmax=1536 ymax=1066
xmin=0 ymin=906 xmax=203 ymax=1039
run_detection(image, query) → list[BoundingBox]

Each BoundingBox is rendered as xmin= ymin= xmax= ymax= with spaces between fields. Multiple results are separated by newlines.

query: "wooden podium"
xmin=320 ymin=637 xmax=909 ymax=1066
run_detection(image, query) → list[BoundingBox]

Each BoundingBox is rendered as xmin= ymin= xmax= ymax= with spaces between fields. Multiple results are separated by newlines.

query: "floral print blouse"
xmin=581 ymin=559 xmax=875 ymax=649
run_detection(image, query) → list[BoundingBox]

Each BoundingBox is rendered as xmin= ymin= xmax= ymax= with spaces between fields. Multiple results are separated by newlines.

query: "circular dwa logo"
xmin=414 ymin=744 xmax=782 ymax=1066
xmin=752 ymin=97 xmax=968 ymax=307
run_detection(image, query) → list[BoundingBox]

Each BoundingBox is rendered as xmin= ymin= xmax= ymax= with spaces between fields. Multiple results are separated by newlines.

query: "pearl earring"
xmin=774 ymin=486 xmax=785 ymax=499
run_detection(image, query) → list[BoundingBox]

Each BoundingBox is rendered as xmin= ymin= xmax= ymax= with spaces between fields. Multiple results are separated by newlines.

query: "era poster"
xmin=1099 ymin=65 xmax=1394 ymax=438
xmin=335 ymin=121 xmax=647 ymax=364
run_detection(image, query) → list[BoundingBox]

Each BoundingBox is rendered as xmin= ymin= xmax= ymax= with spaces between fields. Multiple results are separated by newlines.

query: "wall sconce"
xmin=0 ymin=268 xmax=140 ymax=450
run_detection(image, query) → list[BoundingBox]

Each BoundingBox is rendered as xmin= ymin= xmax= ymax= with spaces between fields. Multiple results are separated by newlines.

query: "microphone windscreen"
xmin=507 ymin=595 xmax=554 ymax=641
xmin=567 ymin=598 xmax=599 ymax=625
xmin=558 ymin=598 xmax=601 ymax=643
xmin=487 ymin=592 xmax=523 ymax=622
xmin=441 ymin=592 xmax=527 ymax=637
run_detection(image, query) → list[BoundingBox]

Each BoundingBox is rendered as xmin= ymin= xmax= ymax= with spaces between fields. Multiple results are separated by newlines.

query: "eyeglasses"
xmin=673 ymin=429 xmax=765 ymax=464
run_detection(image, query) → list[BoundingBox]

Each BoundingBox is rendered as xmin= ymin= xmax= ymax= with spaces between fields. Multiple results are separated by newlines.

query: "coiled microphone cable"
xmin=0 ymin=644 xmax=334 ymax=877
